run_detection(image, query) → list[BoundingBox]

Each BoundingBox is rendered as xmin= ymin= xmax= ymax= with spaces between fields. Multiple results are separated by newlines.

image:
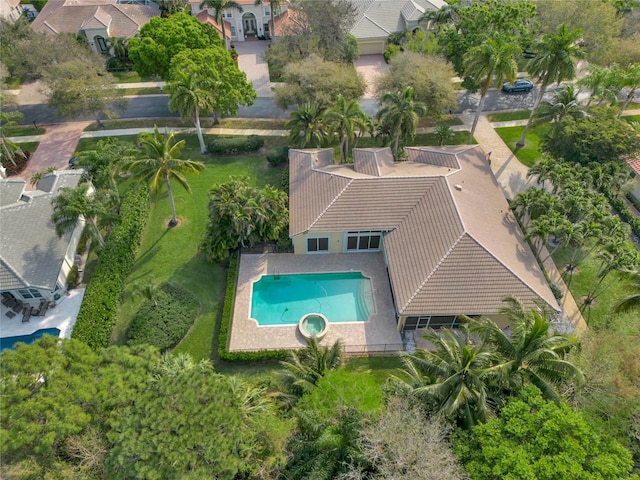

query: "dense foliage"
xmin=266 ymin=145 xmax=290 ymax=167
xmin=208 ymin=134 xmax=264 ymax=155
xmin=72 ymin=186 xmax=150 ymax=349
xmin=126 ymin=282 xmax=200 ymax=352
xmin=454 ymin=386 xmax=636 ymax=479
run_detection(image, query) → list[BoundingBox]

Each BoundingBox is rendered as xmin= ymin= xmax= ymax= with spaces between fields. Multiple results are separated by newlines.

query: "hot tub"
xmin=298 ymin=313 xmax=329 ymax=340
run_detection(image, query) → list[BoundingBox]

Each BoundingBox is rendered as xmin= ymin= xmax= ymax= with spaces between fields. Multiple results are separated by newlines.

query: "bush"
xmin=218 ymin=251 xmax=289 ymax=361
xmin=549 ymin=283 xmax=563 ymax=301
xmin=384 ymin=43 xmax=401 ymax=63
xmin=67 ymin=265 xmax=79 ymax=289
xmin=76 ymin=227 xmax=89 ymax=255
xmin=71 ymin=186 xmax=150 ymax=349
xmin=126 ymin=282 xmax=200 ymax=352
xmin=106 ymin=57 xmax=134 ymax=72
xmin=208 ymin=135 xmax=264 ymax=155
xmin=281 ymin=166 xmax=289 ymax=191
xmin=266 ymin=145 xmax=289 ymax=167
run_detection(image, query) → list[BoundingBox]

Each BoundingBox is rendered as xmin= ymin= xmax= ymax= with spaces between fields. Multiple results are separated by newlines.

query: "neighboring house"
xmin=192 ymin=0 xmax=443 ymax=52
xmin=0 ymin=0 xmax=23 ymax=22
xmin=0 ymin=171 xmax=84 ymax=307
xmin=30 ymin=0 xmax=159 ymax=54
xmin=288 ymin=145 xmax=559 ymax=331
xmin=628 ymin=159 xmax=640 ymax=203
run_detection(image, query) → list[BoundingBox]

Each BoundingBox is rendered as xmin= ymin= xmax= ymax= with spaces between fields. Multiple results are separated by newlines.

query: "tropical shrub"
xmin=126 ymin=282 xmax=200 ymax=352
xmin=207 ymin=135 xmax=264 ymax=155
xmin=72 ymin=186 xmax=149 ymax=349
xmin=383 ymin=43 xmax=401 ymax=63
xmin=266 ymin=145 xmax=289 ymax=166
xmin=66 ymin=265 xmax=79 ymax=289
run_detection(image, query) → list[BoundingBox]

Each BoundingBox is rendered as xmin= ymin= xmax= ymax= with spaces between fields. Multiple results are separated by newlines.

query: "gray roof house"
xmin=0 ymin=171 xmax=84 ymax=306
xmin=288 ymin=145 xmax=558 ymax=331
xmin=31 ymin=0 xmax=159 ymax=54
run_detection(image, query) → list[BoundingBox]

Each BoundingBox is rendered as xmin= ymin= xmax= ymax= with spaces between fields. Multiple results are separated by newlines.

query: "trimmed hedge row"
xmin=71 ymin=186 xmax=150 ymax=349
xmin=218 ymin=251 xmax=289 ymax=361
xmin=603 ymin=191 xmax=640 ymax=238
xmin=266 ymin=145 xmax=289 ymax=166
xmin=208 ymin=135 xmax=264 ymax=155
xmin=126 ymin=282 xmax=200 ymax=352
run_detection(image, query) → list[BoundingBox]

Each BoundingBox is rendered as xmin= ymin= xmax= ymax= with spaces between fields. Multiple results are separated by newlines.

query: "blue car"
xmin=502 ymin=79 xmax=534 ymax=93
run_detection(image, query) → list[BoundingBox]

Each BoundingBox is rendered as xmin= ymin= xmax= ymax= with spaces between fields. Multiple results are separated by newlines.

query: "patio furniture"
xmin=1 ymin=297 xmax=10 ymax=307
xmin=22 ymin=306 xmax=32 ymax=323
xmin=12 ymin=302 xmax=23 ymax=313
xmin=33 ymin=299 xmax=50 ymax=317
xmin=6 ymin=311 xmax=16 ymax=319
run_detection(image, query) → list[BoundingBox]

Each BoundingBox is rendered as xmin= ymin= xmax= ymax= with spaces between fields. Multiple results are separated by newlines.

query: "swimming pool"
xmin=0 ymin=328 xmax=61 ymax=352
xmin=251 ymin=272 xmax=376 ymax=326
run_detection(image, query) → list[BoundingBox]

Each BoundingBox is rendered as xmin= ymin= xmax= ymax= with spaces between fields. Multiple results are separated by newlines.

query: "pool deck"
xmin=0 ymin=288 xmax=85 ymax=340
xmin=230 ymin=253 xmax=403 ymax=354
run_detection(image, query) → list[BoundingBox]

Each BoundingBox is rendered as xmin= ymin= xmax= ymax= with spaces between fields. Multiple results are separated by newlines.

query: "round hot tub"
xmin=298 ymin=313 xmax=329 ymax=340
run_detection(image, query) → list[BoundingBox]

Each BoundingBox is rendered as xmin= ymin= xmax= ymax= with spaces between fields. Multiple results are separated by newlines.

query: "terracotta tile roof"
xmin=195 ymin=10 xmax=231 ymax=39
xmin=31 ymin=0 xmax=159 ymax=38
xmin=289 ymin=145 xmax=558 ymax=316
xmin=627 ymin=159 xmax=640 ymax=176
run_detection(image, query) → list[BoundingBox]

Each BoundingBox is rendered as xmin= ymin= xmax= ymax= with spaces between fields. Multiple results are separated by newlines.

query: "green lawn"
xmin=120 ymin=87 xmax=164 ymax=96
xmin=84 ymin=118 xmax=290 ymax=132
xmin=4 ymin=126 xmax=46 ymax=136
xmin=417 ymin=115 xmax=464 ymax=128
xmin=488 ymin=110 xmax=531 ymax=122
xmin=622 ymin=114 xmax=640 ymax=124
xmin=111 ymin=71 xmax=148 ymax=83
xmin=494 ymin=125 xmax=549 ymax=168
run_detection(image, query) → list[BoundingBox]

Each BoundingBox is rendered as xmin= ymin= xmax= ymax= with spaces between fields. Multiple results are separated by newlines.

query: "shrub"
xmin=126 ymin=282 xmax=200 ymax=352
xmin=266 ymin=145 xmax=289 ymax=167
xmin=384 ymin=43 xmax=401 ymax=63
xmin=106 ymin=57 xmax=134 ymax=72
xmin=67 ymin=265 xmax=79 ymax=289
xmin=549 ymin=283 xmax=563 ymax=301
xmin=208 ymin=135 xmax=264 ymax=155
xmin=218 ymin=251 xmax=289 ymax=361
xmin=71 ymin=186 xmax=150 ymax=349
xmin=281 ymin=166 xmax=289 ymax=191
xmin=76 ymin=227 xmax=89 ymax=255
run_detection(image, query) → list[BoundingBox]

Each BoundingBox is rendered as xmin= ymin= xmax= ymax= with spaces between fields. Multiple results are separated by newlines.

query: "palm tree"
xmin=166 ymin=70 xmax=215 ymax=154
xmin=578 ymin=64 xmax=616 ymax=108
xmin=125 ymin=126 xmax=205 ymax=227
xmin=30 ymin=167 xmax=57 ymax=187
xmin=275 ymin=338 xmax=343 ymax=409
xmin=323 ymin=94 xmax=369 ymax=163
xmin=0 ymin=108 xmax=26 ymax=167
xmin=618 ymin=63 xmax=640 ymax=117
xmin=399 ymin=326 xmax=501 ymax=430
xmin=51 ymin=183 xmax=112 ymax=249
xmin=469 ymin=296 xmax=584 ymax=403
xmin=107 ymin=37 xmax=128 ymax=59
xmin=420 ymin=3 xmax=459 ymax=34
xmin=517 ymin=24 xmax=584 ymax=147
xmin=376 ymin=86 xmax=427 ymax=157
xmin=286 ymin=103 xmax=327 ymax=148
xmin=74 ymin=138 xmax=136 ymax=193
xmin=199 ymin=0 xmax=243 ymax=48
xmin=255 ymin=0 xmax=281 ymax=41
xmin=463 ymin=35 xmax=520 ymax=144
xmin=434 ymin=124 xmax=455 ymax=146
xmin=532 ymin=84 xmax=585 ymax=129
xmin=613 ymin=270 xmax=640 ymax=314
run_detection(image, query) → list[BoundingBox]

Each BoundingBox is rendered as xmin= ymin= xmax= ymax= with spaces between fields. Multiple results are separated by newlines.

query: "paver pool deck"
xmin=231 ymin=252 xmax=403 ymax=354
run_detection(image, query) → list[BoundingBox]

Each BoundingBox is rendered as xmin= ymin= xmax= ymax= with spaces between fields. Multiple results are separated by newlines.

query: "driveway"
xmin=354 ymin=54 xmax=389 ymax=99
xmin=233 ymin=41 xmax=275 ymax=98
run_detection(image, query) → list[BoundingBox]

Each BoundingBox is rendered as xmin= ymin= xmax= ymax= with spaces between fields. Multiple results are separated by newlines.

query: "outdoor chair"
xmin=22 ymin=306 xmax=32 ymax=323
xmin=12 ymin=302 xmax=23 ymax=313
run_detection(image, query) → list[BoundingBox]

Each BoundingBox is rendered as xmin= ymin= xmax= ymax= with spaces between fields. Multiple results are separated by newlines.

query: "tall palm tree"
xmin=74 ymin=138 xmax=136 ymax=193
xmin=399 ymin=326 xmax=501 ymax=430
xmin=618 ymin=63 xmax=640 ymax=117
xmin=376 ymin=86 xmax=427 ymax=157
xmin=255 ymin=0 xmax=281 ymax=41
xmin=51 ymin=183 xmax=113 ymax=248
xmin=199 ymin=0 xmax=243 ymax=48
xmin=469 ymin=296 xmax=584 ymax=403
xmin=613 ymin=270 xmax=640 ymax=314
xmin=275 ymin=338 xmax=343 ymax=409
xmin=464 ymin=35 xmax=520 ymax=144
xmin=107 ymin=37 xmax=128 ymax=59
xmin=532 ymin=84 xmax=585 ymax=128
xmin=518 ymin=24 xmax=585 ymax=147
xmin=125 ymin=126 xmax=205 ymax=227
xmin=286 ymin=103 xmax=327 ymax=148
xmin=166 ymin=70 xmax=215 ymax=154
xmin=578 ymin=64 xmax=614 ymax=108
xmin=420 ymin=3 xmax=459 ymax=33
xmin=0 ymin=108 xmax=25 ymax=167
xmin=323 ymin=94 xmax=369 ymax=163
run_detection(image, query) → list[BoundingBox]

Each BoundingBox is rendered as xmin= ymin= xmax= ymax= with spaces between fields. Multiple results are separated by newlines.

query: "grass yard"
xmin=84 ymin=118 xmax=289 ymax=132
xmin=622 ymin=114 xmax=640 ymax=124
xmin=494 ymin=125 xmax=549 ymax=168
xmin=417 ymin=115 xmax=464 ymax=128
xmin=121 ymin=87 xmax=164 ymax=96
xmin=488 ymin=110 xmax=531 ymax=123
xmin=112 ymin=135 xmax=284 ymax=361
xmin=111 ymin=71 xmax=148 ymax=83
xmin=3 ymin=125 xmax=46 ymax=136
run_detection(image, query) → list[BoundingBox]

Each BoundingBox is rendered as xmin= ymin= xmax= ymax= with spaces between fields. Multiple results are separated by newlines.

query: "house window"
xmin=95 ymin=36 xmax=108 ymax=54
xmin=345 ymin=231 xmax=382 ymax=251
xmin=223 ymin=11 xmax=233 ymax=18
xmin=264 ymin=7 xmax=270 ymax=16
xmin=307 ymin=237 xmax=329 ymax=253
xmin=403 ymin=315 xmax=460 ymax=330
xmin=230 ymin=25 xmax=237 ymax=37
xmin=17 ymin=288 xmax=44 ymax=299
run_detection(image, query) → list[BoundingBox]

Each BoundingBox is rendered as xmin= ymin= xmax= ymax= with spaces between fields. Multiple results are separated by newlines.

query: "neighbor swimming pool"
xmin=251 ymin=272 xmax=375 ymax=326
xmin=0 ymin=328 xmax=61 ymax=352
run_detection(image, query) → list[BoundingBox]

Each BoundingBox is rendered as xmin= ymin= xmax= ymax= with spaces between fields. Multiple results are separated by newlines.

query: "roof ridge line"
xmin=307 ymin=177 xmax=354 ymax=230
xmin=0 ymin=258 xmax=28 ymax=289
xmin=400 ymin=231 xmax=466 ymax=312
xmin=363 ymin=13 xmax=392 ymax=35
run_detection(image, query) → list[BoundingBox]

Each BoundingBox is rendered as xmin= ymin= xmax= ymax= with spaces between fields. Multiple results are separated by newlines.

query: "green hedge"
xmin=266 ymin=145 xmax=289 ymax=166
xmin=603 ymin=190 xmax=640 ymax=238
xmin=71 ymin=186 xmax=150 ymax=349
xmin=218 ymin=251 xmax=289 ymax=361
xmin=208 ymin=135 xmax=264 ymax=155
xmin=126 ymin=282 xmax=200 ymax=352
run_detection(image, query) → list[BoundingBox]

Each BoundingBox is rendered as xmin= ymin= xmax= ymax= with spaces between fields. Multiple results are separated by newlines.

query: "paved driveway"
xmin=234 ymin=41 xmax=275 ymax=98
xmin=354 ymin=54 xmax=389 ymax=99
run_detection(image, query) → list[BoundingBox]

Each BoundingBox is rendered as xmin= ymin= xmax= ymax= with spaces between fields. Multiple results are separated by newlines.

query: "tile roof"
xmin=627 ymin=159 xmax=640 ymax=176
xmin=31 ymin=0 xmax=159 ymax=38
xmin=289 ymin=145 xmax=558 ymax=316
xmin=196 ymin=11 xmax=231 ymax=39
xmin=0 ymin=171 xmax=83 ymax=292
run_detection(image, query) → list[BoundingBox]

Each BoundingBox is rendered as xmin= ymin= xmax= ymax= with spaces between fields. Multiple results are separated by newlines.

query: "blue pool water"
xmin=251 ymin=272 xmax=376 ymax=326
xmin=0 ymin=328 xmax=61 ymax=352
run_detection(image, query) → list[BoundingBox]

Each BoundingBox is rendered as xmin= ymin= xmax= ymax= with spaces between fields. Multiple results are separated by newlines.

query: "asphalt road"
xmin=16 ymin=87 xmax=546 ymax=125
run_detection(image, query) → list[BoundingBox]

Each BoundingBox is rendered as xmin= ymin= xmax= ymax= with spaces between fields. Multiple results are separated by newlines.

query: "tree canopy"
xmin=128 ymin=12 xmax=223 ymax=79
xmin=454 ymin=386 xmax=636 ymax=480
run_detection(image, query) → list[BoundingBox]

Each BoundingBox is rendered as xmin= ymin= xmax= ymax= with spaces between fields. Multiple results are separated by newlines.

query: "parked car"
xmin=502 ymin=79 xmax=534 ymax=93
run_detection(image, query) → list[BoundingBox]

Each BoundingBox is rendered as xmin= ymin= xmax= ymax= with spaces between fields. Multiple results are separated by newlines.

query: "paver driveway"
xmin=234 ymin=41 xmax=275 ymax=97
xmin=353 ymin=54 xmax=389 ymax=99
